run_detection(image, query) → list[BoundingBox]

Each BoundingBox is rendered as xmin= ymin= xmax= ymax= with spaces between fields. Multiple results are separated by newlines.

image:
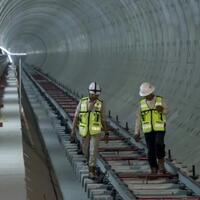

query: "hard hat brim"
xmin=139 ymin=87 xmax=155 ymax=97
xmin=89 ymin=91 xmax=101 ymax=95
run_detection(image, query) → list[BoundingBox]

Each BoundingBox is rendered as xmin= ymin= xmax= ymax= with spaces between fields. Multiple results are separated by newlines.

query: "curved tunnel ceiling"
xmin=0 ymin=0 xmax=200 ymax=172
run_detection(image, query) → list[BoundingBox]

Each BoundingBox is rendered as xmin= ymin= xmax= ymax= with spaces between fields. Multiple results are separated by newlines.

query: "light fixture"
xmin=0 ymin=46 xmax=27 ymax=63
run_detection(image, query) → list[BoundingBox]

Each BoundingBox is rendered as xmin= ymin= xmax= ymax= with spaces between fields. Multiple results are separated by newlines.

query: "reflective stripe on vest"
xmin=79 ymin=97 xmax=102 ymax=137
xmin=140 ymin=96 xmax=166 ymax=133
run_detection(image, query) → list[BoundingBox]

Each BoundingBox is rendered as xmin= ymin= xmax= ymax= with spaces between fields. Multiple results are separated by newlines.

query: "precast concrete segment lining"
xmin=0 ymin=0 xmax=200 ymax=173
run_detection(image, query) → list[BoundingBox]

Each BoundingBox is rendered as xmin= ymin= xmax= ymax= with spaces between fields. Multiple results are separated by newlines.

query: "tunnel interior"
xmin=0 ymin=0 xmax=200 ymax=173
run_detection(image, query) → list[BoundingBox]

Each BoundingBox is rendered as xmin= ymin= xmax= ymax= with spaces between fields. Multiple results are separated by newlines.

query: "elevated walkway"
xmin=0 ymin=65 xmax=26 ymax=200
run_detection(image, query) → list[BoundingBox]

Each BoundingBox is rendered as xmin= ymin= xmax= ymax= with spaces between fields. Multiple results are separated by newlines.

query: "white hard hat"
xmin=139 ymin=82 xmax=155 ymax=97
xmin=88 ymin=82 xmax=101 ymax=95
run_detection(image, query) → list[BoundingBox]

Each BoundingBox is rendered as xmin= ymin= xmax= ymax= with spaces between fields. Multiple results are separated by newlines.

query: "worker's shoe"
xmin=89 ymin=166 xmax=97 ymax=180
xmin=70 ymin=135 xmax=76 ymax=143
xmin=150 ymin=167 xmax=158 ymax=175
xmin=158 ymin=158 xmax=166 ymax=174
xmin=77 ymin=142 xmax=83 ymax=154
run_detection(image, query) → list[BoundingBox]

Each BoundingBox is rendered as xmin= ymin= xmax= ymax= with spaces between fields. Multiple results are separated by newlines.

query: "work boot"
xmin=89 ymin=166 xmax=96 ymax=180
xmin=158 ymin=158 xmax=166 ymax=174
xmin=70 ymin=135 xmax=76 ymax=143
xmin=150 ymin=167 xmax=158 ymax=175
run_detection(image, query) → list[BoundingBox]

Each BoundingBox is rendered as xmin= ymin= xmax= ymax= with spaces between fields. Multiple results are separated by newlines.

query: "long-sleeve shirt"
xmin=72 ymin=97 xmax=107 ymax=134
xmin=135 ymin=95 xmax=168 ymax=135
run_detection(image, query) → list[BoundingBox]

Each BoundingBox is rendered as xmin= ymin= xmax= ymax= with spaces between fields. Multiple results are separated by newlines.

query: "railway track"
xmin=23 ymin=67 xmax=200 ymax=200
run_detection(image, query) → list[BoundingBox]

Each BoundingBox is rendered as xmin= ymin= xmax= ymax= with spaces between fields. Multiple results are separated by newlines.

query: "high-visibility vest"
xmin=140 ymin=96 xmax=166 ymax=133
xmin=79 ymin=97 xmax=102 ymax=137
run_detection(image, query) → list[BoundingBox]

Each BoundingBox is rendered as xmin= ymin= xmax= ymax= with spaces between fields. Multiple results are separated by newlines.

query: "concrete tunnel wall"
xmin=0 ymin=0 xmax=200 ymax=173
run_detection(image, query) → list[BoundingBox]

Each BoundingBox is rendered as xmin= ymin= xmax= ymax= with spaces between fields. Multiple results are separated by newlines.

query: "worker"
xmin=70 ymin=82 xmax=109 ymax=179
xmin=134 ymin=82 xmax=167 ymax=174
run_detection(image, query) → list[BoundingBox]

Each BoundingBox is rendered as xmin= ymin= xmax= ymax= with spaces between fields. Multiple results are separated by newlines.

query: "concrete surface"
xmin=0 ymin=65 xmax=26 ymax=199
xmin=0 ymin=55 xmax=8 ymax=75
xmin=0 ymin=0 xmax=199 ymax=173
xmin=22 ymin=85 xmax=60 ymax=200
xmin=22 ymin=71 xmax=88 ymax=200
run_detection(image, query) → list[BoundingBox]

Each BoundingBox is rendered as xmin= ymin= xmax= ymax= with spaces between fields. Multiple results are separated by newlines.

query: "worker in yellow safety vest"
xmin=71 ymin=82 xmax=109 ymax=179
xmin=134 ymin=82 xmax=168 ymax=174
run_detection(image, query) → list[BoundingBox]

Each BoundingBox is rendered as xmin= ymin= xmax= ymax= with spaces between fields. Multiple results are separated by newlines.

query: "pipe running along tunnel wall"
xmin=0 ymin=0 xmax=200 ymax=173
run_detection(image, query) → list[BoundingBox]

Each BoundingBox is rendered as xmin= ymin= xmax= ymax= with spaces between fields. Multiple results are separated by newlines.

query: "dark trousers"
xmin=144 ymin=131 xmax=165 ymax=169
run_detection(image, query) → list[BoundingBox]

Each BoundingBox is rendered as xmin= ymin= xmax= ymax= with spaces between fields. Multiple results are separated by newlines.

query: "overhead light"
xmin=0 ymin=46 xmax=27 ymax=56
xmin=0 ymin=46 xmax=27 ymax=63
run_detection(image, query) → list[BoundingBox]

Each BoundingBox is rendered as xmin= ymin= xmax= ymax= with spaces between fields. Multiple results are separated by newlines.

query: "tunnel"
xmin=0 ymin=0 xmax=200 ymax=199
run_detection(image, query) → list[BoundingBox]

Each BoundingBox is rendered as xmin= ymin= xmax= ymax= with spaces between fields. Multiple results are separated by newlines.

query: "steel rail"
xmin=24 ymin=67 xmax=200 ymax=200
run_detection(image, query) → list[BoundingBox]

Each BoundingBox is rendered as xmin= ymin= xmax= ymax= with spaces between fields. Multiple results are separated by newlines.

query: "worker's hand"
xmin=156 ymin=105 xmax=164 ymax=113
xmin=104 ymin=132 xmax=109 ymax=144
xmin=134 ymin=134 xmax=141 ymax=142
